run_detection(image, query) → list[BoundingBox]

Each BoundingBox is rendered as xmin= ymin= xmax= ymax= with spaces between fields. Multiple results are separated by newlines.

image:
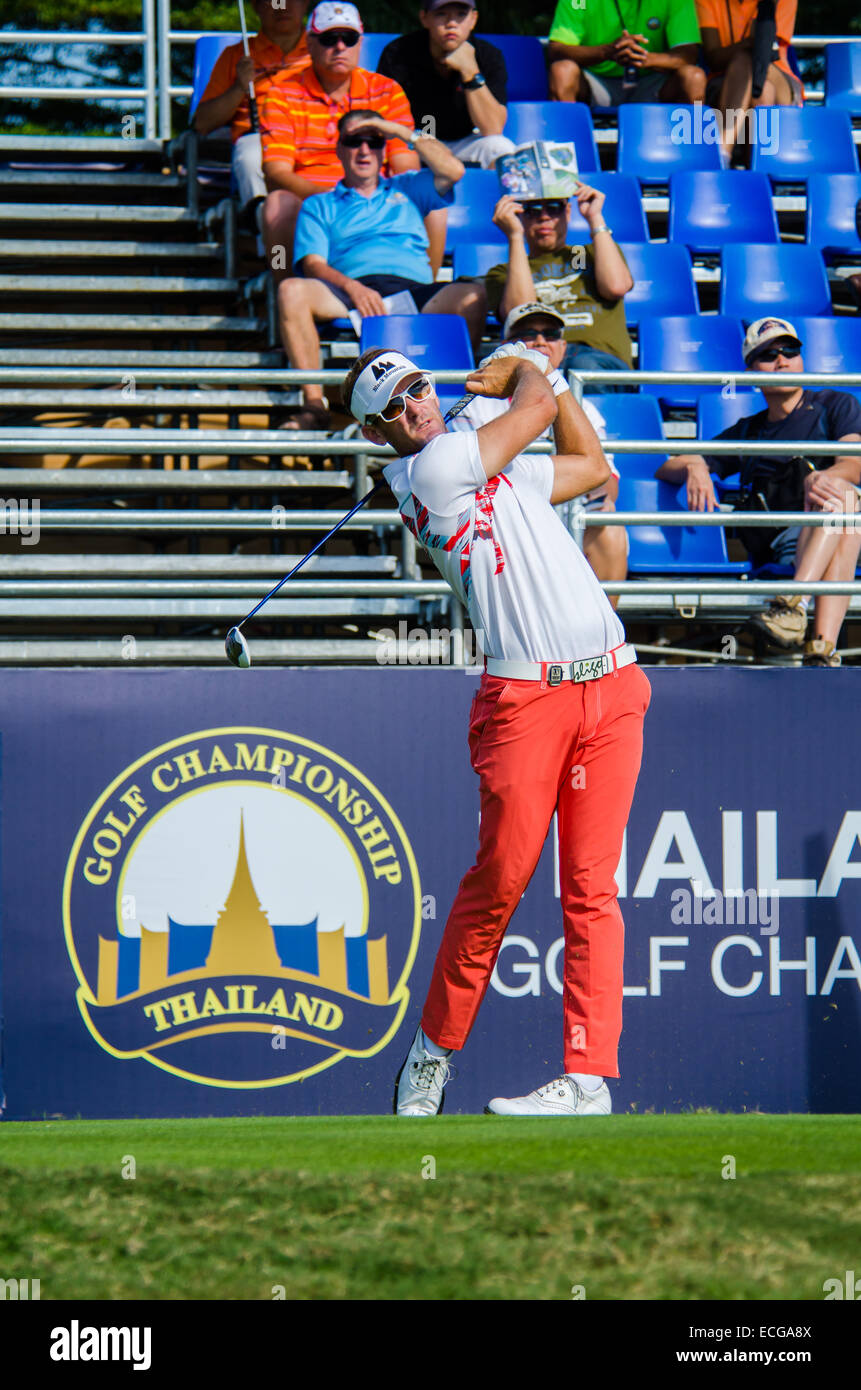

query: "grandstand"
xmin=1 ymin=12 xmax=860 ymax=665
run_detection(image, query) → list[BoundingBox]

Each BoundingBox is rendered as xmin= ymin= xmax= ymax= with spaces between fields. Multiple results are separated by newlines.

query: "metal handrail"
xmin=0 ymin=369 xmax=857 ymax=388
xmin=0 ymin=1 xmax=157 ymax=140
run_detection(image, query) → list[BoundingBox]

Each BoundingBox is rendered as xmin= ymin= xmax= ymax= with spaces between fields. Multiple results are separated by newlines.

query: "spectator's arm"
xmin=389 ymin=147 xmax=421 ymax=174
xmin=443 ymin=40 xmax=508 ymax=136
xmin=424 ymin=208 xmax=447 ymax=279
xmin=655 ymin=453 xmax=717 ymax=511
xmin=549 ymin=391 xmax=612 ymax=504
xmin=806 ymin=436 xmax=861 ymax=503
xmin=298 ymin=253 xmax=386 ymax=317
xmin=491 ymin=195 xmax=538 ymax=322
xmin=637 ymin=42 xmax=701 ymax=72
xmin=699 ymin=26 xmax=753 ymax=71
xmin=262 ymin=159 xmax=323 ymax=199
xmin=193 ymin=52 xmax=253 ymax=136
xmin=361 ymin=116 xmax=464 ymax=193
xmin=546 ymin=40 xmax=615 ymax=68
xmin=575 ymin=184 xmax=633 ymax=300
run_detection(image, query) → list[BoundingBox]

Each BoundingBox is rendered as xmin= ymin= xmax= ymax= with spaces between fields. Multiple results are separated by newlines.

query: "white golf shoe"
xmin=485 ymin=1075 xmax=611 ymax=1116
xmin=393 ymin=1027 xmax=452 ymax=1116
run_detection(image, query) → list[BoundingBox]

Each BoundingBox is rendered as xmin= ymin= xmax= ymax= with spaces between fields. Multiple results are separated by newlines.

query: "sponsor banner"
xmin=0 ymin=668 xmax=860 ymax=1118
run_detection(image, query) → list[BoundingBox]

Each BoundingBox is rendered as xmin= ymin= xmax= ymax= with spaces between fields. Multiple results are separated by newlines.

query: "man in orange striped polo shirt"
xmin=193 ymin=0 xmax=311 ymax=219
xmin=260 ymin=2 xmax=421 ymax=281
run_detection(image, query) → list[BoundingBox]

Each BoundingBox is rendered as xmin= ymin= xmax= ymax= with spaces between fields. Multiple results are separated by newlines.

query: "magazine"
xmin=347 ymin=290 xmax=418 ymax=337
xmin=496 ymin=141 xmax=581 ymax=201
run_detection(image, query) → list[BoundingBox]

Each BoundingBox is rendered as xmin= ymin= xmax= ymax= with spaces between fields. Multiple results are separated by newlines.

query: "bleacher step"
xmin=0 ymin=240 xmax=223 ymax=261
xmin=0 ymin=350 xmax=284 ymax=367
xmin=0 ymin=313 xmax=265 ymax=333
xmin=0 ymin=170 xmax=182 ymax=191
xmin=0 ymin=274 xmax=239 ymax=294
xmin=0 ymin=204 xmax=196 ymax=224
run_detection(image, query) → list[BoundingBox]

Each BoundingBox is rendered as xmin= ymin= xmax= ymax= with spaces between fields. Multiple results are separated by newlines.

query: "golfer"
xmin=344 ymin=344 xmax=651 ymax=1116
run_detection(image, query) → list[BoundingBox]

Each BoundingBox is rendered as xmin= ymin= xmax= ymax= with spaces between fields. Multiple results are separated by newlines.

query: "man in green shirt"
xmin=547 ymin=0 xmax=705 ymax=105
xmin=485 ymin=183 xmax=634 ymax=391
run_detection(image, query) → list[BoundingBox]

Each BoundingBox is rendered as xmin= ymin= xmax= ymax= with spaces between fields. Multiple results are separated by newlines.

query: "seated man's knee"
xmin=277 ymin=276 xmax=309 ymax=313
xmin=549 ymin=58 xmax=582 ymax=100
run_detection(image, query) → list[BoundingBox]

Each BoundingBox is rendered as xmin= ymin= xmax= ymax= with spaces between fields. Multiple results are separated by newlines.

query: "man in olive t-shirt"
xmin=485 ymin=183 xmax=634 ymax=391
xmin=546 ymin=0 xmax=705 ymax=106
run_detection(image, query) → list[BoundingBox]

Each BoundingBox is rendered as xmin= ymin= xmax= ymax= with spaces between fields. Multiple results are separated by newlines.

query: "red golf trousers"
xmin=422 ymin=659 xmax=651 ymax=1077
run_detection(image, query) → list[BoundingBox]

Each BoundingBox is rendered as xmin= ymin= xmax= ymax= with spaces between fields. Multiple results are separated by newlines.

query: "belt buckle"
xmin=547 ymin=663 xmax=564 ymax=687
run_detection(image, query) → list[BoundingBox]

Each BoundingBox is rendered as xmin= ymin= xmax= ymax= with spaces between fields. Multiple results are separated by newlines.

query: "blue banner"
xmin=1 ymin=668 xmax=859 ymax=1118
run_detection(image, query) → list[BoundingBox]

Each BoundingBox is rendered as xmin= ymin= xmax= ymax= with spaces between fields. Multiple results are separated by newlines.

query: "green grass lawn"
xmin=1 ymin=1115 xmax=859 ymax=1300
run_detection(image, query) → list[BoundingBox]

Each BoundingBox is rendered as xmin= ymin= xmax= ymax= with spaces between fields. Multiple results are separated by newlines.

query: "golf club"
xmin=224 ymin=395 xmax=476 ymax=667
xmin=237 ymin=0 xmax=260 ymax=133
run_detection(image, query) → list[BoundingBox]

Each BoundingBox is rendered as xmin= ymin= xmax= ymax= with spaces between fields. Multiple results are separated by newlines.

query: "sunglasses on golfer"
xmin=521 ymin=200 xmax=567 ymax=217
xmin=752 ymin=342 xmax=801 ymax=363
xmin=315 ymin=29 xmax=360 ymax=47
xmin=341 ymin=130 xmax=386 ymax=150
xmin=372 ymin=375 xmax=434 ymax=423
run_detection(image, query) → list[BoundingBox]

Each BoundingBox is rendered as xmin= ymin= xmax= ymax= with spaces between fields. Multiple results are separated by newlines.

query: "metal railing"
xmin=0 ymin=2 xmax=158 ymax=144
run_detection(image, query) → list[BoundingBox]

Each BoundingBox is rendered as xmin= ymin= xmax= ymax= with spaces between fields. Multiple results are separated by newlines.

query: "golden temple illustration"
xmin=96 ymin=815 xmax=389 ymax=1005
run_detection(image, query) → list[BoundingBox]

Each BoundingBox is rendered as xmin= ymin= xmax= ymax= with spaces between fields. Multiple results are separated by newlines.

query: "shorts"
xmin=319 ymin=274 xmax=442 ymax=313
xmin=231 ymin=132 xmax=266 ymax=207
xmin=583 ymin=68 xmax=668 ymax=106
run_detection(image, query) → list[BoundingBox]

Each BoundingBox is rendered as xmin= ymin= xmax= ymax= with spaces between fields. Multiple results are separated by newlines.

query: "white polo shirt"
xmin=383 ymin=428 xmax=626 ymax=663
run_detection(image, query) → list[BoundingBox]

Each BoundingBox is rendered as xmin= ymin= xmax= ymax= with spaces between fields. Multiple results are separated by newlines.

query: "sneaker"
xmin=748 ymin=595 xmax=807 ymax=649
xmin=485 ymin=1075 xmax=611 ymax=1116
xmin=803 ymin=637 xmax=841 ymax=667
xmin=393 ymin=1027 xmax=451 ymax=1116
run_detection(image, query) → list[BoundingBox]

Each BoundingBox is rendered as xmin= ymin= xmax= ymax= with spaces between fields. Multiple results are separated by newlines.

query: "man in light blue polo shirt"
xmin=277 ymin=107 xmax=485 ymax=428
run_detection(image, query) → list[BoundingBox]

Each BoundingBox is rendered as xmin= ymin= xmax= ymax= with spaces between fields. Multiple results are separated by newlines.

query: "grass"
xmin=1 ymin=1115 xmax=859 ymax=1300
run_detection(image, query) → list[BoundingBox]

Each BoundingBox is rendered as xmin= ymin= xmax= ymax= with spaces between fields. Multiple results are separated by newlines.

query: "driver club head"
xmin=225 ymin=626 xmax=251 ymax=668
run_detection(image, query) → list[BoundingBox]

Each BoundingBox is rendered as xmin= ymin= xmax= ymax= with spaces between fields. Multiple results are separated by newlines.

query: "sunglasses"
xmin=519 ymin=325 xmax=565 ymax=342
xmin=752 ymin=343 xmax=800 ymax=363
xmin=373 ymin=376 xmax=434 ymax=423
xmin=315 ymin=29 xmax=360 ymax=48
xmin=521 ymin=200 xmax=567 ymax=217
xmin=341 ymin=131 xmax=386 ymax=150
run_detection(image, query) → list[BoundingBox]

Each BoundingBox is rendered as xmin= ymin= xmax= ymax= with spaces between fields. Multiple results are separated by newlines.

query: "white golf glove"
xmin=478 ymin=341 xmax=570 ymax=396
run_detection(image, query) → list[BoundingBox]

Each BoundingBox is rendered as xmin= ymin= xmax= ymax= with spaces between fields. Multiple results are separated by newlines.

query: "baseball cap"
xmin=743 ymin=317 xmax=803 ymax=364
xmin=348 ymin=350 xmax=424 ymax=424
xmin=503 ymin=301 xmax=567 ymax=341
xmin=423 ymin=1 xmax=476 ymax=11
xmin=308 ymin=2 xmax=364 ymax=35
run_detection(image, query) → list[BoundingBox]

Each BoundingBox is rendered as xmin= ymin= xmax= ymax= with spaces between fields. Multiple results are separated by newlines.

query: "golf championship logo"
xmin=63 ymin=728 xmax=421 ymax=1088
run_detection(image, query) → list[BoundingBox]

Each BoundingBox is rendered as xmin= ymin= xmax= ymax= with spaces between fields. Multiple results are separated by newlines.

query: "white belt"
xmin=484 ymin=643 xmax=637 ymax=686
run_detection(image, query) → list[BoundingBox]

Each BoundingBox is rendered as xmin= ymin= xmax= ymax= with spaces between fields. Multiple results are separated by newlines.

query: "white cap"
xmin=308 ymin=2 xmax=364 ymax=34
xmin=502 ymin=301 xmax=566 ymax=341
xmin=348 ymin=351 xmax=423 ymax=424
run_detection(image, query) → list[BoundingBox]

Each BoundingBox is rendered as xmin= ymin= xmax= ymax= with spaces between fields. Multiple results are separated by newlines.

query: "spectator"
xmin=485 ymin=185 xmax=634 ymax=391
xmin=696 ymin=0 xmax=803 ymax=165
xmin=451 ymin=301 xmax=629 ymax=605
xmin=277 ymin=110 xmax=484 ymax=429
xmin=376 ymin=2 xmax=515 ymax=171
xmin=260 ymin=3 xmax=420 ymax=280
xmin=547 ymin=0 xmax=705 ymax=106
xmin=656 ymin=318 xmax=861 ymax=666
xmin=193 ymin=0 xmax=311 ymax=221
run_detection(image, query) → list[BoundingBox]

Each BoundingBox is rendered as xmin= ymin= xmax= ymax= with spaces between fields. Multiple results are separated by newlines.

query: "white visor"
xmin=349 ymin=351 xmax=425 ymax=424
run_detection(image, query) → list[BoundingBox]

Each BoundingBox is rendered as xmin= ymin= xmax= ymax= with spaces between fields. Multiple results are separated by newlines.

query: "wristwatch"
xmin=463 ymin=73 xmax=487 ymax=90
xmin=591 ymin=223 xmax=613 ymax=237
xmin=407 ymin=129 xmax=431 ymax=150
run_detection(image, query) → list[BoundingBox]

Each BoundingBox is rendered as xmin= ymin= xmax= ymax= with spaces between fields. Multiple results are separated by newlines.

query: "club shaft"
xmin=237 ymin=0 xmax=259 ymax=131
xmin=239 ymin=480 xmax=386 ymax=629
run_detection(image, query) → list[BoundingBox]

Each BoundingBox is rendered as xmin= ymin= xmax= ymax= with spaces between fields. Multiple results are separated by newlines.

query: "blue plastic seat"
xmin=619 ymin=244 xmax=698 ymax=328
xmin=503 ymin=103 xmax=598 ymax=172
xmin=594 ymin=394 xmax=666 ymax=478
xmin=564 ymin=172 xmax=649 ymax=243
xmin=358 ymin=314 xmax=475 ymax=370
xmin=750 ymin=107 xmax=858 ymax=181
xmin=824 ymin=42 xmax=861 ymax=115
xmin=451 ymin=242 xmax=504 ymax=279
xmin=806 ymin=173 xmax=861 ymax=259
xmin=618 ymin=477 xmax=748 ymax=573
xmin=476 ymin=34 xmax=548 ymax=102
xmin=445 ymin=169 xmax=505 ymax=246
xmin=638 ymin=314 xmax=745 ymax=411
xmin=359 ymin=32 xmax=400 ymax=73
xmin=719 ymin=244 xmax=833 ymax=320
xmin=668 ymin=171 xmax=778 ymax=254
xmin=617 ymin=105 xmax=722 ymax=184
xmin=790 ymin=316 xmax=861 ymax=374
xmin=191 ymin=34 xmax=242 ymax=117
